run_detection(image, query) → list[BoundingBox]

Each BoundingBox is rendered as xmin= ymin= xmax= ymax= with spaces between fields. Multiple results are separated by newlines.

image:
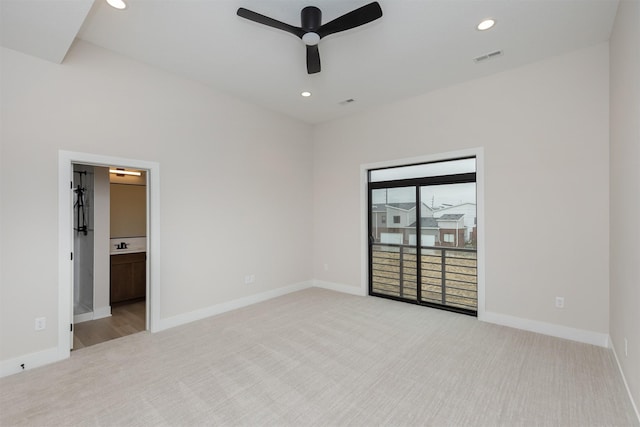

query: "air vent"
xmin=339 ymin=98 xmax=355 ymax=106
xmin=474 ymin=50 xmax=503 ymax=63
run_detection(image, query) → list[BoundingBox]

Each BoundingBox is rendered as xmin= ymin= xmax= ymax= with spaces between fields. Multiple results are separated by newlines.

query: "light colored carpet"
xmin=0 ymin=288 xmax=637 ymax=426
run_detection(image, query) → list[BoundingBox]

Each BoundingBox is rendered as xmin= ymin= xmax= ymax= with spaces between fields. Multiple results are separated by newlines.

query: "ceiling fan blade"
xmin=318 ymin=2 xmax=382 ymax=38
xmin=237 ymin=8 xmax=305 ymax=38
xmin=306 ymin=44 xmax=321 ymax=74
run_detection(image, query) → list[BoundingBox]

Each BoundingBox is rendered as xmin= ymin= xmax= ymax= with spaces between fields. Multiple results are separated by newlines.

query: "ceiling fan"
xmin=237 ymin=2 xmax=383 ymax=74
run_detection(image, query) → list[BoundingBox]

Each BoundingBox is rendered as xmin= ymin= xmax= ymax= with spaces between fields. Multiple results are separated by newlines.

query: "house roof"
xmin=409 ymin=218 xmax=439 ymax=228
xmin=435 ymin=203 xmax=476 ymax=212
xmin=385 ymin=203 xmax=416 ymax=211
xmin=438 ymin=214 xmax=465 ymax=221
xmin=372 ymin=202 xmax=432 ymax=212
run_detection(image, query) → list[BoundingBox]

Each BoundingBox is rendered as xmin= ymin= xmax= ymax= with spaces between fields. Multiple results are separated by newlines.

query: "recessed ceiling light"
xmin=106 ymin=0 xmax=126 ymax=10
xmin=477 ymin=19 xmax=495 ymax=31
xmin=301 ymin=91 xmax=312 ymax=97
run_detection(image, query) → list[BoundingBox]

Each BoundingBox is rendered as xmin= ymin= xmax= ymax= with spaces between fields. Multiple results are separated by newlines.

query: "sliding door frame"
xmin=360 ymin=148 xmax=485 ymax=319
xmin=368 ymin=169 xmax=477 ymax=315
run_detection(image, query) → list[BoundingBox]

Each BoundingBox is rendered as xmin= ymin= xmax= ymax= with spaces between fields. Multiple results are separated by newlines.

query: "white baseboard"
xmin=0 ymin=347 xmax=61 ymax=378
xmin=481 ymin=311 xmax=609 ymax=347
xmin=93 ymin=306 xmax=111 ymax=320
xmin=73 ymin=312 xmax=94 ymax=324
xmin=156 ymin=281 xmax=313 ymax=331
xmin=312 ymin=280 xmax=367 ymax=296
xmin=611 ymin=339 xmax=640 ymax=423
xmin=73 ymin=306 xmax=111 ymax=324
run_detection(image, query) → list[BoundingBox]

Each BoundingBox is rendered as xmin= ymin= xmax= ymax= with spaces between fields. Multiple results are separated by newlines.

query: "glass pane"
xmin=370 ymin=187 xmax=417 ymax=301
xmin=370 ymin=158 xmax=475 ymax=182
xmin=419 ymin=182 xmax=477 ymax=311
xmin=420 ymin=182 xmax=476 ymax=249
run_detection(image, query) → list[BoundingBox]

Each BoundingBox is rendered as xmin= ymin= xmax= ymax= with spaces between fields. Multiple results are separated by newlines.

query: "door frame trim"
xmin=360 ymin=147 xmax=485 ymax=320
xmin=58 ymin=150 xmax=161 ymax=360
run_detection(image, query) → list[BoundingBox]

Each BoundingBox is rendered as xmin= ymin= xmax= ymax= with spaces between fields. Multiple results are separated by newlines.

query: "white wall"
xmin=0 ymin=40 xmax=313 ymax=361
xmin=93 ymin=166 xmax=110 ymax=318
xmin=610 ymin=0 xmax=640 ymax=413
xmin=313 ymin=43 xmax=610 ymax=335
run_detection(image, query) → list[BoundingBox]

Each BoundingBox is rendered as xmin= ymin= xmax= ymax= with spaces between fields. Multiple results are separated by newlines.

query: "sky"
xmin=372 ymin=182 xmax=476 ymax=208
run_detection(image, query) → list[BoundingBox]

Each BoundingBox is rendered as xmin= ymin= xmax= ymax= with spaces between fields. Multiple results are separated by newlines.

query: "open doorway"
xmin=71 ymin=164 xmax=148 ymax=349
xmin=58 ymin=150 xmax=160 ymax=361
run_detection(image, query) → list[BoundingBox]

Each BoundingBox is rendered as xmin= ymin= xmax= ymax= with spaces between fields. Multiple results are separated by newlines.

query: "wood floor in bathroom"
xmin=73 ymin=300 xmax=146 ymax=350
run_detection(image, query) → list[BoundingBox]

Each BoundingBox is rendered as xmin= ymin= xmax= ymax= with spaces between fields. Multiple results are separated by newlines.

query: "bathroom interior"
xmin=72 ymin=164 xmax=147 ymax=349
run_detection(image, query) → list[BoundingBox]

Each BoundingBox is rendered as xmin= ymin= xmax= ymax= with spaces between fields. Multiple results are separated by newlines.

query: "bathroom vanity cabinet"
xmin=110 ymin=252 xmax=146 ymax=304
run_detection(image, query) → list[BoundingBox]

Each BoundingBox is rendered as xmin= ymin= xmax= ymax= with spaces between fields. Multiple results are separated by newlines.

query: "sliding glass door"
xmin=370 ymin=187 xmax=418 ymax=301
xmin=418 ymin=183 xmax=477 ymax=312
xmin=368 ymin=158 xmax=477 ymax=315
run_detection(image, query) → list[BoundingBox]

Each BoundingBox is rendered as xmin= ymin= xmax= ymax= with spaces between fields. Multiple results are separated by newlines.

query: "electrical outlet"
xmin=244 ymin=275 xmax=255 ymax=284
xmin=323 ymin=263 xmax=329 ymax=271
xmin=555 ymin=297 xmax=564 ymax=309
xmin=34 ymin=317 xmax=46 ymax=331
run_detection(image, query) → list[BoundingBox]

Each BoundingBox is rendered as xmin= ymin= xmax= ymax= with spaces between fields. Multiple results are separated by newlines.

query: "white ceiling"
xmin=1 ymin=0 xmax=619 ymax=124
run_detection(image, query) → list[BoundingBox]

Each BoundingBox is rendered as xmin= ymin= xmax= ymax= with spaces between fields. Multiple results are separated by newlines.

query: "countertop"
xmin=110 ymin=237 xmax=146 ymax=255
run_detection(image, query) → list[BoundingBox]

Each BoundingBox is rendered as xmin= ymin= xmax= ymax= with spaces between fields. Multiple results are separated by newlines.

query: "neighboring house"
xmin=386 ymin=203 xmax=417 ymax=228
xmin=407 ymin=217 xmax=440 ymax=246
xmin=433 ymin=203 xmax=476 ymax=244
xmin=372 ymin=202 xmax=428 ymax=244
xmin=371 ymin=204 xmax=387 ymax=231
xmin=373 ymin=202 xmax=470 ymax=248
xmin=435 ymin=214 xmax=466 ymax=248
xmin=420 ymin=203 xmax=435 ymax=219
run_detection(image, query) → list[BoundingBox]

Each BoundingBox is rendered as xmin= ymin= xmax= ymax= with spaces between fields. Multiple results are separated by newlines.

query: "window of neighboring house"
xmin=381 ymin=214 xmax=386 ymax=224
xmin=393 ymin=215 xmax=401 ymax=224
xmin=443 ymin=233 xmax=455 ymax=243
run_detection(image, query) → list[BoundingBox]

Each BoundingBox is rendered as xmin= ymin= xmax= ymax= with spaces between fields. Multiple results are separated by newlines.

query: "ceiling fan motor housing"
xmin=301 ymin=6 xmax=322 ymax=31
